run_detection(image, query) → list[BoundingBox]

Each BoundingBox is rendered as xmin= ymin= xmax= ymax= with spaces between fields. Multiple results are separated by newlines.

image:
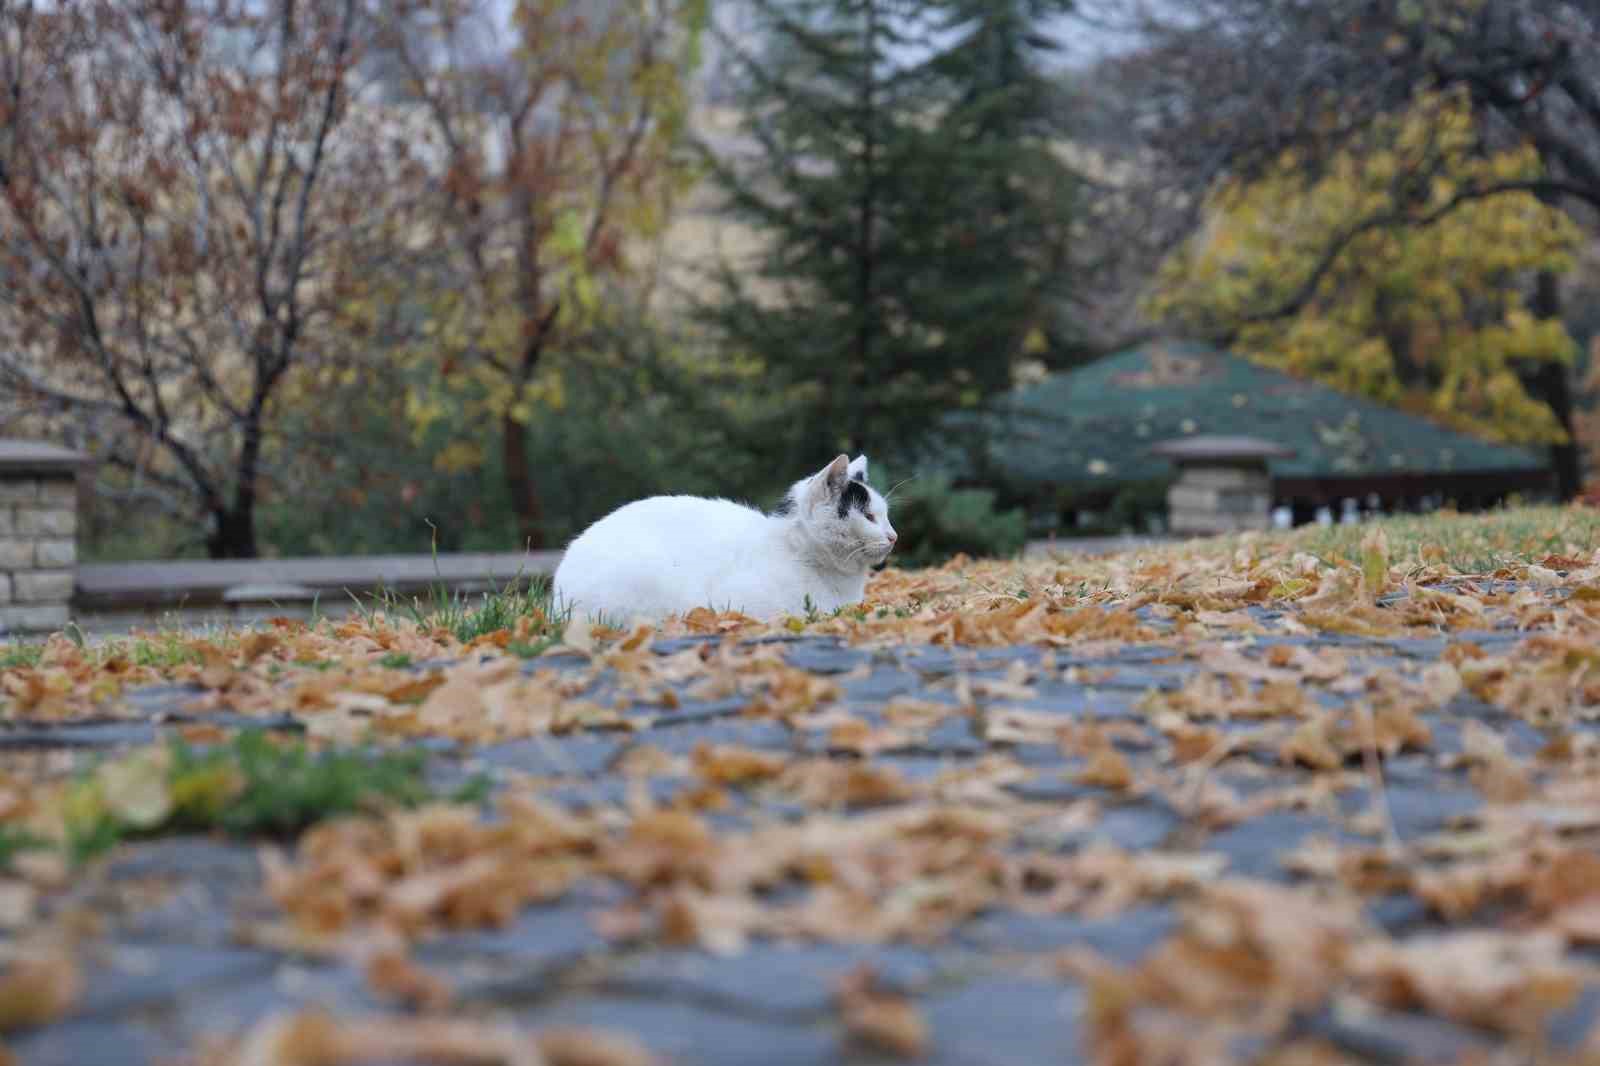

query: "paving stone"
xmin=782 ymin=640 xmax=869 ymax=675
xmin=1057 ymin=644 xmax=1183 ymax=667
xmin=650 ymin=636 xmax=720 ymax=656
xmin=840 ymin=667 xmax=923 ymax=703
xmin=1025 ymin=682 xmax=1144 ymax=718
xmin=1004 ymin=741 xmax=1073 ymax=769
xmin=923 ymin=975 xmax=1083 ymax=1066
xmin=957 ymin=905 xmax=1177 ymax=964
xmin=872 ymin=754 xmax=978 ymax=784
xmin=69 ymin=942 xmax=280 ymax=1021
xmin=419 ymin=898 xmax=613 ymax=973
xmin=102 ymin=837 xmax=264 ymax=944
xmin=31 ymin=682 xmax=303 ymax=747
xmin=1366 ymin=893 xmax=1434 ymax=936
xmin=512 ymin=995 xmax=839 ymax=1066
xmin=473 ymin=734 xmax=624 ymax=776
xmin=1003 ymin=776 xmax=1108 ymax=806
xmin=1300 ymin=1002 xmax=1491 ymax=1063
xmin=1087 ymin=803 xmax=1180 ymax=851
xmin=648 ymin=695 xmax=749 ymax=725
xmin=1548 ymin=984 xmax=1600 ymax=1049
xmin=917 ymin=714 xmax=984 ymax=756
xmin=121 ymin=683 xmax=208 ymax=713
xmin=612 ymin=943 xmax=939 ymax=1016
xmin=900 ymin=646 xmax=1048 ymax=675
xmin=8 ymin=1016 xmax=170 ymax=1066
xmin=625 ymin=717 xmax=793 ymax=757
xmin=1206 ymin=811 xmax=1359 ymax=879
xmin=0 ymin=719 xmax=168 ymax=750
xmin=154 ymin=959 xmax=374 ymax=1056
xmin=540 ymin=776 xmax=691 ymax=813
xmin=1339 ymin=782 xmax=1481 ymax=841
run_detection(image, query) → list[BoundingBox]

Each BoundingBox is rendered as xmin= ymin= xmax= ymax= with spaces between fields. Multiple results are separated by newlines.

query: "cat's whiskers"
xmin=884 ymin=476 xmax=918 ymax=501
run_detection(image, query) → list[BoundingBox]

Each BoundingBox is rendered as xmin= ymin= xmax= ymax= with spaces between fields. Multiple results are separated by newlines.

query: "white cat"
xmin=553 ymin=454 xmax=897 ymax=621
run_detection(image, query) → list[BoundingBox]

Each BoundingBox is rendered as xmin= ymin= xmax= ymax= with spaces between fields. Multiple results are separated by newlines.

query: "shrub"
xmin=887 ymin=474 xmax=1028 ymax=566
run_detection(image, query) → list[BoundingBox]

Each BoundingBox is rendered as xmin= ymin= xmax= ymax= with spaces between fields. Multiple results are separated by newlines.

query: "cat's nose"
xmin=887 ymin=531 xmax=898 ymax=546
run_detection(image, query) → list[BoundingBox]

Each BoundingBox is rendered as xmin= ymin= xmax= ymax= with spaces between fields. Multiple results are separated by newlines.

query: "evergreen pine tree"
xmin=914 ymin=0 xmax=1079 ymax=382
xmin=700 ymin=0 xmax=1079 ymax=468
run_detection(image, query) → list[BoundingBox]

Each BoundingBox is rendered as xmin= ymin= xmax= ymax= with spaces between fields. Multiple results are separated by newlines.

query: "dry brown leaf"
xmin=778 ymin=759 xmax=913 ymax=808
xmin=0 ymin=954 xmax=80 ymax=1032
xmin=1281 ymin=721 xmax=1343 ymax=771
xmin=536 ymin=1028 xmax=659 ymax=1066
xmin=363 ymin=948 xmax=452 ymax=1012
xmin=230 ymin=1010 xmax=543 ymax=1066
xmin=1350 ymin=930 xmax=1580 ymax=1034
xmin=836 ymin=965 xmax=929 ymax=1060
xmin=1076 ymin=748 xmax=1134 ymax=790
xmin=690 ymin=743 xmax=786 ymax=787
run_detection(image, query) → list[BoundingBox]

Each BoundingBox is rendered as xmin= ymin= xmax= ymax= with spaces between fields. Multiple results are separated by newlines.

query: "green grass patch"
xmin=344 ymin=519 xmax=569 ymax=644
xmin=1281 ymin=505 xmax=1600 ymax=573
xmin=0 ymin=643 xmax=45 ymax=670
xmin=358 ymin=571 xmax=568 ymax=646
xmin=63 ymin=730 xmax=489 ymax=862
xmin=0 ymin=824 xmax=47 ymax=872
xmin=126 ymin=633 xmax=210 ymax=668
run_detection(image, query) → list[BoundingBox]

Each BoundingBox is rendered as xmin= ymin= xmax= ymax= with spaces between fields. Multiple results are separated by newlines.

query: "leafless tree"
xmin=0 ymin=0 xmax=399 ymax=556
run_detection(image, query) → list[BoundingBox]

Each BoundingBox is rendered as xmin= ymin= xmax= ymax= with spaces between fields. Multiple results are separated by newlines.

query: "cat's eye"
xmin=863 ymin=510 xmax=874 ymax=522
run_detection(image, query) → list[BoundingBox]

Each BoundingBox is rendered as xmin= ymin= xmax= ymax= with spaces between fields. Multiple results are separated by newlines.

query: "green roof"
xmin=940 ymin=340 xmax=1546 ymax=490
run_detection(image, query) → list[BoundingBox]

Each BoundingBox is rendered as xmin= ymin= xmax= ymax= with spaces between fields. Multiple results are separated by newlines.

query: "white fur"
xmin=553 ymin=454 xmax=897 ymax=621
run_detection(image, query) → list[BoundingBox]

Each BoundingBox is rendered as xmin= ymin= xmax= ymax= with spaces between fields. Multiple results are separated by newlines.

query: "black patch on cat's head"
xmin=850 ymin=469 xmax=866 ymax=484
xmin=771 ymin=492 xmax=796 ymax=518
xmin=837 ymin=479 xmax=870 ymax=519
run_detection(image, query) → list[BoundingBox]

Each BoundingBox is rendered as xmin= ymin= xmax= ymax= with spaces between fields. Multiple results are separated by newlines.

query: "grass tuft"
xmin=357 ymin=572 xmax=567 ymax=645
xmin=0 ymin=824 xmax=47 ymax=872
xmin=349 ymin=521 xmax=568 ymax=645
xmin=64 ymin=730 xmax=488 ymax=861
xmin=1279 ymin=505 xmax=1600 ymax=573
xmin=0 ymin=643 xmax=45 ymax=670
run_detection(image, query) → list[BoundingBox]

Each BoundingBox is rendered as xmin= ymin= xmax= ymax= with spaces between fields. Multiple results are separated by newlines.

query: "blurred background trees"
xmin=1146 ymin=96 xmax=1581 ymax=448
xmin=697 ymin=0 xmax=1081 ymax=470
xmin=364 ymin=0 xmax=707 ymax=548
xmin=2 ymin=0 xmax=1599 ymax=561
xmin=1113 ymin=0 xmax=1600 ymax=497
xmin=0 ymin=0 xmax=390 ymax=557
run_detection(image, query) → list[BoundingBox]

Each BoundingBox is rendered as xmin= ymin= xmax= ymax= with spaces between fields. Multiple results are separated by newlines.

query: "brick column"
xmin=0 ymin=441 xmax=89 ymax=634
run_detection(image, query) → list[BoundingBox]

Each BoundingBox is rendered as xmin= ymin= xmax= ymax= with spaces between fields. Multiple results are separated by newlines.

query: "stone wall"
xmin=0 ymin=441 xmax=87 ymax=634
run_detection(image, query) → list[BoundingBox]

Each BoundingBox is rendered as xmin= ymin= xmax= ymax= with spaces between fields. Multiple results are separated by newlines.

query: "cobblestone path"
xmin=6 ymin=578 xmax=1600 ymax=1065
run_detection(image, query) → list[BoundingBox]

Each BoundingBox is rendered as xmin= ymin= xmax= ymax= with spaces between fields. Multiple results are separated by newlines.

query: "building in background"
xmin=933 ymin=340 xmax=1553 ymax=537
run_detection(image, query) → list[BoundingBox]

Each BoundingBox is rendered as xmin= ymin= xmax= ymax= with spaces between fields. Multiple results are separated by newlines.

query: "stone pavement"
xmin=3 ymin=586 xmax=1594 ymax=1064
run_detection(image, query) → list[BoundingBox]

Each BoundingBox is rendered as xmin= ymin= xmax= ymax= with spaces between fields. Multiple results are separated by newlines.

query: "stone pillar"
xmin=1150 ymin=435 xmax=1295 ymax=537
xmin=0 ymin=441 xmax=90 ymax=634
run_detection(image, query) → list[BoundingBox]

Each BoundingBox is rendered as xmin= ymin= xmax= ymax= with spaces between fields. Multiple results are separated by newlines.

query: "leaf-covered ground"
xmin=5 ymin=506 xmax=1600 ymax=1065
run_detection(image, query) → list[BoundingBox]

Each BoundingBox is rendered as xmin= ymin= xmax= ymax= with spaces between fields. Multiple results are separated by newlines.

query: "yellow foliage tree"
xmin=363 ymin=0 xmax=705 ymax=547
xmin=1148 ymin=95 xmax=1580 ymax=447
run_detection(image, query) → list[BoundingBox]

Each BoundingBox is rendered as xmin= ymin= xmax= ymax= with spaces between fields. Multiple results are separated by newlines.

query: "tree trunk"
xmin=207 ymin=505 xmax=258 ymax=559
xmin=209 ymin=412 xmax=264 ymax=558
xmin=1529 ymin=269 xmax=1582 ymax=500
xmin=502 ymin=411 xmax=545 ymax=549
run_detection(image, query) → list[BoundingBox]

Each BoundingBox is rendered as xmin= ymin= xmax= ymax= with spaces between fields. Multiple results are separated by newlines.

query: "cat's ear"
xmin=848 ymin=455 xmax=868 ymax=483
xmin=820 ymin=454 xmax=851 ymax=495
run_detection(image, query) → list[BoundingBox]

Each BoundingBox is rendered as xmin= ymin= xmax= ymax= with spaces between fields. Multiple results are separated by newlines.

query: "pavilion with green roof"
xmin=934 ymin=340 xmax=1553 ymax=531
